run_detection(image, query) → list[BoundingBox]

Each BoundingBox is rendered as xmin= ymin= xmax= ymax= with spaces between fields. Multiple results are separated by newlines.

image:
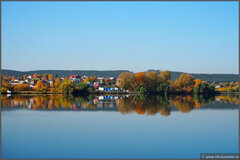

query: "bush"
xmin=140 ymin=86 xmax=147 ymax=93
xmin=77 ymin=82 xmax=89 ymax=91
xmin=193 ymin=83 xmax=215 ymax=95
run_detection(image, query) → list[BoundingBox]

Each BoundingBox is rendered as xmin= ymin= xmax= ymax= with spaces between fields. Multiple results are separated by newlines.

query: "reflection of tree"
xmin=134 ymin=101 xmax=145 ymax=114
xmin=1 ymin=94 xmax=238 ymax=116
xmin=171 ymin=95 xmax=215 ymax=113
xmin=116 ymin=95 xmax=171 ymax=116
xmin=171 ymin=96 xmax=195 ymax=113
xmin=117 ymin=97 xmax=135 ymax=114
xmin=215 ymin=95 xmax=239 ymax=105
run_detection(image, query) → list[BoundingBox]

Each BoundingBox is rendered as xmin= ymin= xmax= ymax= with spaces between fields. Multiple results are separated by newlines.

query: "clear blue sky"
xmin=2 ymin=2 xmax=238 ymax=74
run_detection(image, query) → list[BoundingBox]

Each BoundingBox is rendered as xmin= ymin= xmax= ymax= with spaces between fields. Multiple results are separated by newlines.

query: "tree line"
xmin=117 ymin=71 xmax=216 ymax=95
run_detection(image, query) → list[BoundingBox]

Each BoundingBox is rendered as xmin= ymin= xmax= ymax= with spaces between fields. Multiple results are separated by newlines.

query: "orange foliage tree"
xmin=134 ymin=72 xmax=146 ymax=88
xmin=36 ymin=80 xmax=43 ymax=90
xmin=48 ymin=74 xmax=54 ymax=80
xmin=14 ymin=84 xmax=31 ymax=91
xmin=173 ymin=73 xmax=194 ymax=93
xmin=54 ymin=78 xmax=61 ymax=88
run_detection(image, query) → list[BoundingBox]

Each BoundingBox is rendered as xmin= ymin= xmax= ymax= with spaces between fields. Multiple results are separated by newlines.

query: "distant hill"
xmin=1 ymin=69 xmax=129 ymax=79
xmin=1 ymin=69 xmax=239 ymax=83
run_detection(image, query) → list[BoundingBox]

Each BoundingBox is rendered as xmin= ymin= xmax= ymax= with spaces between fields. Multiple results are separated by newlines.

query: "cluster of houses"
xmin=7 ymin=74 xmax=122 ymax=92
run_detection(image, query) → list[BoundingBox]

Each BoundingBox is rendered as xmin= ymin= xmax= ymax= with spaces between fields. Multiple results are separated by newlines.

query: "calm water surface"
xmin=1 ymin=94 xmax=239 ymax=159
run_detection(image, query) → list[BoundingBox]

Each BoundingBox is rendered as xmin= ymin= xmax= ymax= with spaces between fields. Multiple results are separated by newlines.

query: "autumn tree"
xmin=157 ymin=71 xmax=171 ymax=95
xmin=144 ymin=71 xmax=158 ymax=93
xmin=173 ymin=73 xmax=194 ymax=93
xmin=33 ymin=73 xmax=41 ymax=78
xmin=50 ymin=81 xmax=54 ymax=88
xmin=36 ymin=80 xmax=43 ymax=90
xmin=54 ymin=78 xmax=61 ymax=88
xmin=117 ymin=72 xmax=135 ymax=91
xmin=194 ymin=79 xmax=202 ymax=87
xmin=48 ymin=74 xmax=54 ymax=80
xmin=14 ymin=84 xmax=31 ymax=91
xmin=235 ymin=82 xmax=239 ymax=87
xmin=193 ymin=81 xmax=215 ymax=95
xmin=134 ymin=72 xmax=146 ymax=88
xmin=229 ymin=82 xmax=234 ymax=87
xmin=158 ymin=70 xmax=171 ymax=83
xmin=1 ymin=87 xmax=7 ymax=93
xmin=59 ymin=79 xmax=75 ymax=94
xmin=88 ymin=76 xmax=97 ymax=83
xmin=22 ymin=75 xmax=27 ymax=80
xmin=223 ymin=82 xmax=228 ymax=88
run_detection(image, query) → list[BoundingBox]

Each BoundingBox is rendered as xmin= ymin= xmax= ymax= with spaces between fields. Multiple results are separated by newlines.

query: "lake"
xmin=1 ymin=94 xmax=239 ymax=159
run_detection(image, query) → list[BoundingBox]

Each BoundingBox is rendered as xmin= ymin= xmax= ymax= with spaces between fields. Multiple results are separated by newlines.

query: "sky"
xmin=1 ymin=2 xmax=239 ymax=74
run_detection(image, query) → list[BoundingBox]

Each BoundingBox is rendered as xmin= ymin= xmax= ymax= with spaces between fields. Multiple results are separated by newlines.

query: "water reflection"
xmin=1 ymin=94 xmax=239 ymax=116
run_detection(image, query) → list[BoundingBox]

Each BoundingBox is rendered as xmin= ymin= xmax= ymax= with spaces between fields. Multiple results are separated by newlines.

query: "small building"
xmin=105 ymin=87 xmax=111 ymax=91
xmin=98 ymin=87 xmax=104 ymax=91
xmin=69 ymin=75 xmax=80 ymax=80
xmin=27 ymin=75 xmax=34 ymax=79
xmin=93 ymin=82 xmax=100 ymax=88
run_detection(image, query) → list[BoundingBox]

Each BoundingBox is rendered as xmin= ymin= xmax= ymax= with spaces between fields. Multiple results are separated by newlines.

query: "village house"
xmin=69 ymin=75 xmax=80 ymax=80
xmin=27 ymin=75 xmax=34 ymax=79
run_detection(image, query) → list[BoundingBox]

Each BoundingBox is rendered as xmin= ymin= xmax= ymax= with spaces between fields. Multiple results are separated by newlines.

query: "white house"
xmin=98 ymin=87 xmax=104 ymax=91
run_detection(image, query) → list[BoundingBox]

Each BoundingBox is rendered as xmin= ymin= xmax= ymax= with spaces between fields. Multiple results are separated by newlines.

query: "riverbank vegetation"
xmin=118 ymin=71 xmax=217 ymax=96
xmin=1 ymin=71 xmax=238 ymax=95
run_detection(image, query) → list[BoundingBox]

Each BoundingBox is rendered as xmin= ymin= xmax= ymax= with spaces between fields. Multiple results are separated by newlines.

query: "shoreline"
xmin=1 ymin=91 xmax=239 ymax=96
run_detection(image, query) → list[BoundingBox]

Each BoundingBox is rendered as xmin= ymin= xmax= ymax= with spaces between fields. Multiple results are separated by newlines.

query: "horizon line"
xmin=1 ymin=68 xmax=238 ymax=75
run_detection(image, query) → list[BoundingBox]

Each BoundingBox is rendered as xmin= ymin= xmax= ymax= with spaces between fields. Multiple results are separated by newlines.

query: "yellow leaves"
xmin=54 ymin=78 xmax=60 ymax=88
xmin=50 ymin=81 xmax=54 ymax=88
xmin=88 ymin=76 xmax=97 ymax=83
xmin=134 ymin=102 xmax=145 ymax=114
xmin=159 ymin=70 xmax=171 ymax=83
xmin=134 ymin=72 xmax=146 ymax=87
xmin=33 ymin=73 xmax=40 ymax=78
xmin=48 ymin=74 xmax=54 ymax=80
xmin=23 ymin=75 xmax=27 ymax=80
xmin=1 ymin=87 xmax=7 ymax=93
xmin=36 ymin=80 xmax=43 ymax=90
xmin=194 ymin=79 xmax=202 ymax=87
xmin=83 ymin=76 xmax=97 ymax=83
xmin=14 ymin=84 xmax=31 ymax=91
xmin=173 ymin=73 xmax=194 ymax=93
